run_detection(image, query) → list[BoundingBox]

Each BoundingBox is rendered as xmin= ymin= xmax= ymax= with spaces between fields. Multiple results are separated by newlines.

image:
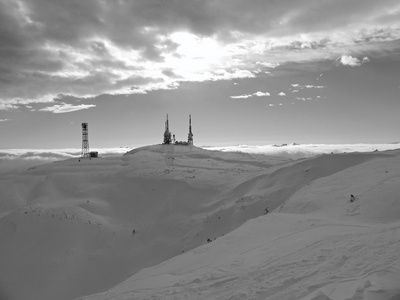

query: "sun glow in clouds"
xmin=163 ymin=32 xmax=257 ymax=83
xmin=164 ymin=32 xmax=222 ymax=78
xmin=170 ymin=32 xmax=221 ymax=61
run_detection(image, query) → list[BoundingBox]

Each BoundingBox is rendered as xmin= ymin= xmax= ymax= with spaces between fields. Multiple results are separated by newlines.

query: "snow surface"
xmin=0 ymin=145 xmax=400 ymax=300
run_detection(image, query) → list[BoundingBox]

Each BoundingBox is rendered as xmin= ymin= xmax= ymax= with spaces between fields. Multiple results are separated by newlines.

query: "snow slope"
xmin=1 ymin=145 xmax=399 ymax=300
xmin=0 ymin=145 xmax=285 ymax=300
xmin=78 ymin=215 xmax=400 ymax=300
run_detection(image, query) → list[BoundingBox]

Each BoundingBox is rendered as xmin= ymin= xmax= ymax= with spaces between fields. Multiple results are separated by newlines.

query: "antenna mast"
xmin=187 ymin=114 xmax=193 ymax=145
xmin=163 ymin=114 xmax=172 ymax=144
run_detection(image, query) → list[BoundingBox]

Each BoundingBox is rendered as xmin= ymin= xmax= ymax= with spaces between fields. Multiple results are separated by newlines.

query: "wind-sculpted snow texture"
xmin=0 ymin=145 xmax=399 ymax=300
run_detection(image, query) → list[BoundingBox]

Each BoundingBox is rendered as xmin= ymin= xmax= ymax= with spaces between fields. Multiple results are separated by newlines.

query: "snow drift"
xmin=0 ymin=145 xmax=399 ymax=300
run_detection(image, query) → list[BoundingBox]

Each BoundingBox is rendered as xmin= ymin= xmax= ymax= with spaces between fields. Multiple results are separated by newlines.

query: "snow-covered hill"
xmin=0 ymin=145 xmax=399 ymax=300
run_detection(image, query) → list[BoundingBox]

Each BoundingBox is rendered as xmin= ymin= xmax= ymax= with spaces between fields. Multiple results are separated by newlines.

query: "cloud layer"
xmin=1 ymin=143 xmax=399 ymax=177
xmin=0 ymin=147 xmax=130 ymax=176
xmin=205 ymin=143 xmax=400 ymax=159
xmin=1 ymin=0 xmax=399 ymax=108
xmin=0 ymin=147 xmax=129 ymax=160
xmin=1 ymin=143 xmax=398 ymax=164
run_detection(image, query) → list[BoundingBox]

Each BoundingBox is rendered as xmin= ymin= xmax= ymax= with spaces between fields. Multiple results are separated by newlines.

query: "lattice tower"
xmin=81 ymin=122 xmax=90 ymax=158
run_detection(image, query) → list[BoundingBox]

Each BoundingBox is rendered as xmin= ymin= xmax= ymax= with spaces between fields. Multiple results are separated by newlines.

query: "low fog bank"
xmin=1 ymin=143 xmax=399 ymax=177
xmin=204 ymin=143 xmax=400 ymax=159
xmin=0 ymin=148 xmax=130 ymax=176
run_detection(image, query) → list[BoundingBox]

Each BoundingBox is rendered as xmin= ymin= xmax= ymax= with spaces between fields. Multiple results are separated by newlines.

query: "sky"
xmin=0 ymin=0 xmax=400 ymax=150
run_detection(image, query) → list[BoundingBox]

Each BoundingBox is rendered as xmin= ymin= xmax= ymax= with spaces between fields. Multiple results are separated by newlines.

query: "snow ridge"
xmin=0 ymin=145 xmax=399 ymax=300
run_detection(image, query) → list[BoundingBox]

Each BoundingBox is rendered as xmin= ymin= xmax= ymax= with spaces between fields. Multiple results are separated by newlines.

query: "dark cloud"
xmin=26 ymin=0 xmax=103 ymax=45
xmin=90 ymin=41 xmax=110 ymax=56
xmin=162 ymin=69 xmax=180 ymax=78
xmin=0 ymin=0 xmax=399 ymax=105
xmin=286 ymin=0 xmax=400 ymax=34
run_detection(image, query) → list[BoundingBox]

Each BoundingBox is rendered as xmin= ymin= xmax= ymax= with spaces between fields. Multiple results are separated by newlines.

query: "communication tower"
xmin=187 ymin=114 xmax=193 ymax=145
xmin=163 ymin=114 xmax=172 ymax=144
xmin=81 ymin=122 xmax=90 ymax=158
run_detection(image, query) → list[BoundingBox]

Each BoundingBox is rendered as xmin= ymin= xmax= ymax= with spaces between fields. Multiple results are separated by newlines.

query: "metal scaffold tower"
xmin=81 ymin=122 xmax=90 ymax=158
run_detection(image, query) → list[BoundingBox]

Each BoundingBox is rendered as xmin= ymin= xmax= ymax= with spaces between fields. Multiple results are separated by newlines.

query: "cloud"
xmin=230 ymin=94 xmax=252 ymax=99
xmin=188 ymin=69 xmax=255 ymax=83
xmin=362 ymin=56 xmax=370 ymax=63
xmin=304 ymin=85 xmax=325 ymax=89
xmin=256 ymin=62 xmax=280 ymax=68
xmin=334 ymin=55 xmax=371 ymax=67
xmin=39 ymin=103 xmax=96 ymax=113
xmin=0 ymin=94 xmax=58 ymax=110
xmin=1 ymin=144 xmax=398 ymax=163
xmin=231 ymin=90 xmax=270 ymax=99
xmin=335 ymin=55 xmax=362 ymax=67
xmin=291 ymin=84 xmax=326 ymax=89
xmin=0 ymin=119 xmax=10 ymax=122
xmin=0 ymin=147 xmax=132 ymax=176
xmin=267 ymin=103 xmax=283 ymax=107
xmin=278 ymin=92 xmax=286 ymax=96
xmin=0 ymin=103 xmax=18 ymax=111
xmin=1 ymin=144 xmax=399 ymax=177
xmin=0 ymin=0 xmax=398 ymax=105
xmin=204 ymin=143 xmax=400 ymax=160
xmin=0 ymin=147 xmax=131 ymax=161
xmin=162 ymin=69 xmax=180 ymax=78
xmin=254 ymin=91 xmax=270 ymax=97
